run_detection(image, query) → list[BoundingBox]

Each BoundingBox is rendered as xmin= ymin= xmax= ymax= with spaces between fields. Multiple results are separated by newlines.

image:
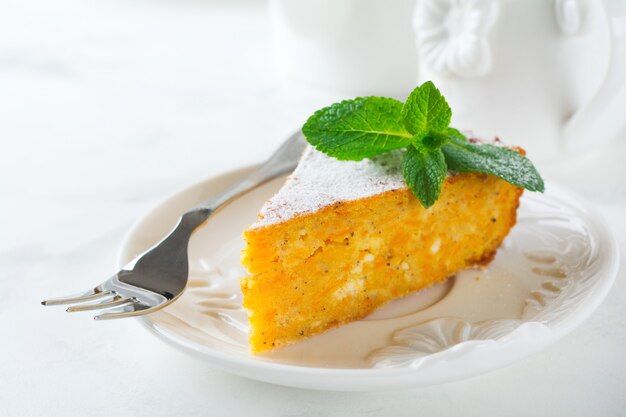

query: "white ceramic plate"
xmin=118 ymin=166 xmax=619 ymax=391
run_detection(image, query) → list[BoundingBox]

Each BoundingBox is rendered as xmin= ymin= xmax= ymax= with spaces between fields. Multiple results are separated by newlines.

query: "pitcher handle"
xmin=562 ymin=0 xmax=626 ymax=153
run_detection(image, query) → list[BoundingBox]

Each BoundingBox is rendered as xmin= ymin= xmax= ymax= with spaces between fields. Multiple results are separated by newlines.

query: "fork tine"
xmin=66 ymin=296 xmax=133 ymax=312
xmin=94 ymin=302 xmax=152 ymax=320
xmin=41 ymin=289 xmax=114 ymax=306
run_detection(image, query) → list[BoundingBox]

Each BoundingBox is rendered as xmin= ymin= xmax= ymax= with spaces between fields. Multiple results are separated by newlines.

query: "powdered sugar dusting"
xmin=250 ymin=146 xmax=408 ymax=228
xmin=250 ymin=136 xmax=510 ymax=229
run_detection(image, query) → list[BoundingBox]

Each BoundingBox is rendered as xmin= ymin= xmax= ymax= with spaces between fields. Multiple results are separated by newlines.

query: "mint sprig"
xmin=302 ymin=81 xmax=544 ymax=208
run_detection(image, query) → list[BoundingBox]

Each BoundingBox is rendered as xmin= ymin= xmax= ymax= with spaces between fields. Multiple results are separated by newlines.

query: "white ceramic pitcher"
xmin=414 ymin=0 xmax=626 ymax=160
xmin=270 ymin=0 xmax=418 ymax=97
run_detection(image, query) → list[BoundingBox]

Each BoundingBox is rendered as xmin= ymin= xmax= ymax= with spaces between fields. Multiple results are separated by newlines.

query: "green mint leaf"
xmin=302 ymin=97 xmax=412 ymax=160
xmin=445 ymin=127 xmax=467 ymax=143
xmin=401 ymin=81 xmax=451 ymax=135
xmin=442 ymin=140 xmax=545 ymax=192
xmin=402 ymin=144 xmax=448 ymax=208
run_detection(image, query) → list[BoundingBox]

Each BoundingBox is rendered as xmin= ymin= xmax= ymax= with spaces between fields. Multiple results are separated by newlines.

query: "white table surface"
xmin=1 ymin=1 xmax=625 ymax=416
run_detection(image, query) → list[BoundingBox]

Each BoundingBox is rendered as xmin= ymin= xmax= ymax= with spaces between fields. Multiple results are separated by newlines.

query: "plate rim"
xmin=117 ymin=165 xmax=620 ymax=390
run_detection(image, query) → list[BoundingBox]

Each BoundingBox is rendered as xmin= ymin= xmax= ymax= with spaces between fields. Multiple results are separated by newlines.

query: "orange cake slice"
xmin=241 ymin=146 xmax=522 ymax=353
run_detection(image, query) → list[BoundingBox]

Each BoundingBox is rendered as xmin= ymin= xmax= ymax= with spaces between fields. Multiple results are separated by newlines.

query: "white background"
xmin=1 ymin=1 xmax=625 ymax=416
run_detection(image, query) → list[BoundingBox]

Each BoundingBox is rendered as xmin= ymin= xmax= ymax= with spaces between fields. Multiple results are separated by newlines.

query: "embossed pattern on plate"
xmin=118 ymin=167 xmax=618 ymax=391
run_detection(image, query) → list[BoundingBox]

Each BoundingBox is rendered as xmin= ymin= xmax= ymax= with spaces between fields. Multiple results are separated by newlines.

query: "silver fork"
xmin=42 ymin=131 xmax=307 ymax=320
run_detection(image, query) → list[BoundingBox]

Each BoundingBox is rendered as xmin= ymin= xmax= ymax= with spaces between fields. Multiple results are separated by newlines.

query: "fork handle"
xmin=186 ymin=130 xmax=306 ymax=226
xmin=124 ymin=158 xmax=298 ymax=291
xmin=106 ymin=132 xmax=305 ymax=305
xmin=181 ymin=161 xmax=297 ymax=232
